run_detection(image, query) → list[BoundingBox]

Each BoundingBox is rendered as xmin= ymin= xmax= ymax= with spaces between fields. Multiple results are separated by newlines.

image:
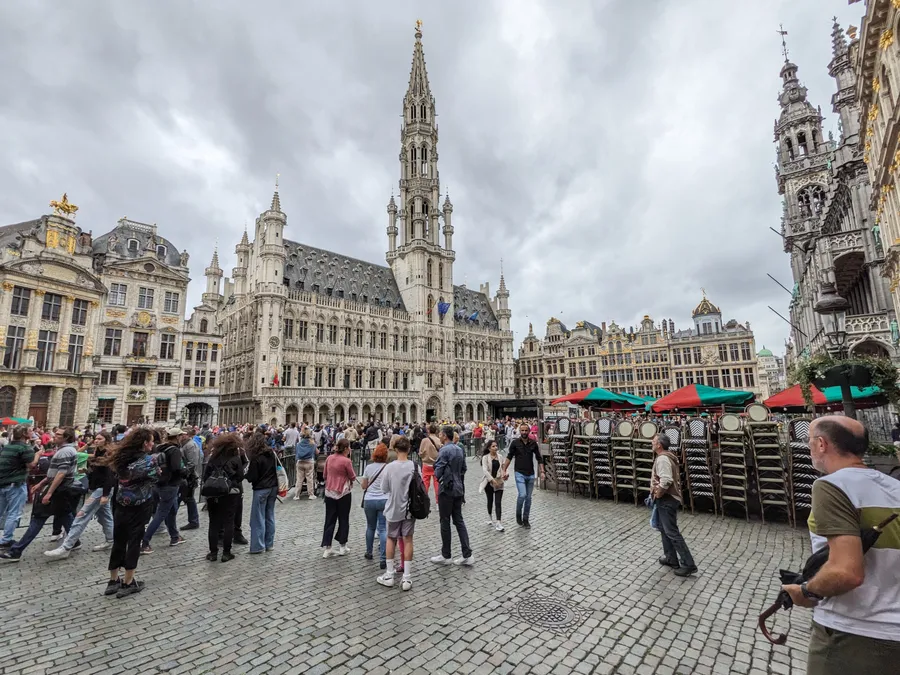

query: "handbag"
xmin=360 ymin=464 xmax=386 ymax=509
xmin=201 ymin=464 xmax=232 ymax=498
xmin=274 ymin=452 xmax=289 ymax=498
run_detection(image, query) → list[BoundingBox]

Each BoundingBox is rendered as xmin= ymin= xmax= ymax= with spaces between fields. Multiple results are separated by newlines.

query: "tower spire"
xmin=831 ymin=17 xmax=848 ymax=58
xmin=270 ymin=173 xmax=282 ymax=212
xmin=406 ymin=20 xmax=432 ymax=101
xmin=777 ymin=24 xmax=790 ymax=63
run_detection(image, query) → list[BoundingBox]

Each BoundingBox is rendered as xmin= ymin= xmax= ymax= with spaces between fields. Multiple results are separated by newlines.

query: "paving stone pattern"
xmin=0 ymin=464 xmax=813 ymax=674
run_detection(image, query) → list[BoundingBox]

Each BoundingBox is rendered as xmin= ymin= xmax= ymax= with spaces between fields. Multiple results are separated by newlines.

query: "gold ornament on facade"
xmin=873 ymin=77 xmax=881 ymax=94
xmin=90 ymin=301 xmax=99 ymax=308
xmin=49 ymin=193 xmax=78 ymax=217
xmin=161 ymin=316 xmax=178 ymax=324
xmin=866 ymin=140 xmax=873 ymax=153
xmin=894 ymin=0 xmax=900 ymax=10
xmin=25 ymin=330 xmax=38 ymax=350
xmin=868 ymin=126 xmax=875 ymax=138
xmin=881 ymin=29 xmax=894 ymax=51
xmin=137 ymin=311 xmax=152 ymax=327
xmin=33 ymin=289 xmax=45 ymax=297
xmin=105 ymin=308 xmax=126 ymax=318
xmin=869 ymin=103 xmax=880 ymax=121
xmin=1 ymin=282 xmax=13 ymax=291
xmin=865 ymin=154 xmax=871 ymax=164
xmin=891 ymin=163 xmax=899 ymax=174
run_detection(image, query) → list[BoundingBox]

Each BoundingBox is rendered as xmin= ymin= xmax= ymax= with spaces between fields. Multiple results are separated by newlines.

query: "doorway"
xmin=28 ymin=386 xmax=50 ymax=428
xmin=127 ymin=405 xmax=144 ymax=425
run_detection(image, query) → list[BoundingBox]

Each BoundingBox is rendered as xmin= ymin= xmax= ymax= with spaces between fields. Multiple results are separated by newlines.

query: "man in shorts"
xmin=377 ymin=436 xmax=416 ymax=591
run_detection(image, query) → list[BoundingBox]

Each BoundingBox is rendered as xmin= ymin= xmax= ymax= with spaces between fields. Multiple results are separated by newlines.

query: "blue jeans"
xmin=363 ymin=498 xmax=387 ymax=562
xmin=142 ymin=484 xmax=180 ymax=546
xmin=11 ymin=507 xmax=75 ymax=556
xmin=515 ymin=472 xmax=535 ymax=521
xmin=62 ymin=488 xmax=114 ymax=550
xmin=250 ymin=486 xmax=278 ymax=552
xmin=0 ymin=483 xmax=28 ymax=545
xmin=181 ymin=485 xmax=199 ymax=527
xmin=656 ymin=496 xmax=695 ymax=568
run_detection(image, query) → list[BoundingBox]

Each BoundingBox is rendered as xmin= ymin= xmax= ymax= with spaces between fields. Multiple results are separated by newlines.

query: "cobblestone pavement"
xmin=0 ymin=464 xmax=813 ymax=675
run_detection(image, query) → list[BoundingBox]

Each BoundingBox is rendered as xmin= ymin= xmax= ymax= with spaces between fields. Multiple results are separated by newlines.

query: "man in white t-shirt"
xmin=376 ymin=437 xmax=416 ymax=591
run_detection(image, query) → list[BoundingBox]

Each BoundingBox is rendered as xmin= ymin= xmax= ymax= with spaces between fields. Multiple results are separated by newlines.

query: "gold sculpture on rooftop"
xmin=49 ymin=193 xmax=78 ymax=217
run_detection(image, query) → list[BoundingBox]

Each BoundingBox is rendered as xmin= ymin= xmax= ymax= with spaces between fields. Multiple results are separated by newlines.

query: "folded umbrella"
xmin=758 ymin=513 xmax=898 ymax=645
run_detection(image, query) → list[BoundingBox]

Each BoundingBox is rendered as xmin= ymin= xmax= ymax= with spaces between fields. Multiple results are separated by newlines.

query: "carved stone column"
xmin=48 ymin=386 xmax=63 ymax=427
xmin=56 ymin=295 xmax=75 ymax=360
xmin=14 ymin=385 xmax=32 ymax=419
xmin=22 ymin=290 xmax=45 ymax=369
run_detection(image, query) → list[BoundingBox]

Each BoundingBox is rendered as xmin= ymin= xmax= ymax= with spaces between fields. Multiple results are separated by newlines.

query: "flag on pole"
xmin=426 ymin=296 xmax=437 ymax=315
xmin=437 ymin=301 xmax=451 ymax=316
xmin=273 ymin=365 xmax=280 ymax=387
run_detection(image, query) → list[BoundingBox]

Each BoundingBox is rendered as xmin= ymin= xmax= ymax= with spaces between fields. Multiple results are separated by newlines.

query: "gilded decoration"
xmin=49 ymin=193 xmax=78 ymax=217
xmin=25 ymin=330 xmax=38 ymax=350
xmin=869 ymin=103 xmax=880 ymax=121
xmin=106 ymin=309 xmax=126 ymax=318
xmin=90 ymin=301 xmax=99 ymax=308
xmin=894 ymin=0 xmax=900 ymax=10
xmin=881 ymin=29 xmax=894 ymax=51
xmin=0 ymin=326 xmax=6 ymax=342
xmin=137 ymin=311 xmax=152 ymax=327
xmin=1 ymin=282 xmax=12 ymax=291
xmin=33 ymin=289 xmax=45 ymax=297
xmin=161 ymin=316 xmax=179 ymax=325
xmin=46 ymin=229 xmax=59 ymax=249
xmin=873 ymin=77 xmax=881 ymax=94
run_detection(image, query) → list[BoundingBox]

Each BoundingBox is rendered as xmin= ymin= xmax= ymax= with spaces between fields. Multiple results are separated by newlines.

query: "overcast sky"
xmin=0 ymin=1 xmax=866 ymax=356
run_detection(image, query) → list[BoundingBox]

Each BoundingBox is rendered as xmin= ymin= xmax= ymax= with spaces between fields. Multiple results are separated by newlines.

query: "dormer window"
xmin=156 ymin=244 xmax=167 ymax=259
xmin=127 ymin=239 xmax=140 ymax=253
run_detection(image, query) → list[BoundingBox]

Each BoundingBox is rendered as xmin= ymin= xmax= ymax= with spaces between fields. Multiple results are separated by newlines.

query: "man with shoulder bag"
xmin=139 ymin=427 xmax=187 ymax=554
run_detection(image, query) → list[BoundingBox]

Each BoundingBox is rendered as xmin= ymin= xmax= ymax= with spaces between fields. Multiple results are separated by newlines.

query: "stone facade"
xmin=214 ymin=28 xmax=515 ymax=426
xmin=0 ymin=212 xmax=105 ymax=427
xmin=515 ymin=295 xmax=761 ymax=406
xmin=777 ymin=20 xmax=896 ymax=367
xmin=757 ymin=346 xmax=786 ymax=401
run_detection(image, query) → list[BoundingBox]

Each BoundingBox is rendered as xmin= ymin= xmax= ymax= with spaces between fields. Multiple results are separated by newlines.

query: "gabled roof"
xmin=93 ymin=219 xmax=185 ymax=269
xmin=283 ymin=240 xmax=405 ymax=311
xmin=452 ymin=285 xmax=498 ymax=329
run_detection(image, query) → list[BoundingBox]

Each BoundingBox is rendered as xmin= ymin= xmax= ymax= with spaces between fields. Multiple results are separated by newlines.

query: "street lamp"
xmin=813 ymin=281 xmax=855 ymax=418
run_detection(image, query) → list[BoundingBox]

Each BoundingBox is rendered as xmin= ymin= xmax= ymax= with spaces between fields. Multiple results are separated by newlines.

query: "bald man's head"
xmin=810 ymin=416 xmax=868 ymax=457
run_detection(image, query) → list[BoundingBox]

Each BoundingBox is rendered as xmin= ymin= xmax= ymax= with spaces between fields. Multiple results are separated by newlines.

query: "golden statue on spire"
xmin=416 ymin=19 xmax=422 ymax=34
xmin=49 ymin=193 xmax=79 ymax=218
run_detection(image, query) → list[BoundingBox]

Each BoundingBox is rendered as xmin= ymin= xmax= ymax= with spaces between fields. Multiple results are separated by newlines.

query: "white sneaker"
xmin=308 ymin=494 xmax=317 ymax=500
xmin=376 ymin=573 xmax=395 ymax=587
xmin=487 ymin=520 xmax=496 ymax=527
xmin=495 ymin=522 xmax=505 ymax=532
xmin=322 ymin=547 xmax=335 ymax=558
xmin=293 ymin=495 xmax=300 ymax=501
xmin=43 ymin=547 xmax=69 ymax=559
xmin=49 ymin=532 xmax=64 ymax=542
xmin=430 ymin=554 xmax=453 ymax=565
xmin=454 ymin=555 xmax=475 ymax=566
xmin=401 ymin=578 xmax=412 ymax=591
xmin=93 ymin=541 xmax=113 ymax=552
xmin=337 ymin=545 xmax=348 ymax=556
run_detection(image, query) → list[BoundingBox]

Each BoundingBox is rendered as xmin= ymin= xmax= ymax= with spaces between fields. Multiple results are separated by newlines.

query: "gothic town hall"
xmin=214 ymin=28 xmax=515 ymax=426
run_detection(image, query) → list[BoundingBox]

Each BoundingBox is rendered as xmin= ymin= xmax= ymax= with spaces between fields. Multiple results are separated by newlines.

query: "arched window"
xmin=410 ymin=147 xmax=417 ymax=177
xmin=797 ymin=131 xmax=808 ymax=156
xmin=156 ymin=245 xmax=167 ymax=260
xmin=200 ymin=318 xmax=208 ymax=333
xmin=0 ymin=386 xmax=16 ymax=417
xmin=784 ymin=137 xmax=795 ymax=161
xmin=427 ymin=259 xmax=433 ymax=287
xmin=410 ymin=106 xmax=416 ymax=120
xmin=421 ymin=104 xmax=427 ymax=120
xmin=127 ymin=239 xmax=140 ymax=253
xmin=427 ymin=294 xmax=434 ymax=323
xmin=59 ymin=388 xmax=77 ymax=427
xmin=811 ymin=129 xmax=819 ymax=153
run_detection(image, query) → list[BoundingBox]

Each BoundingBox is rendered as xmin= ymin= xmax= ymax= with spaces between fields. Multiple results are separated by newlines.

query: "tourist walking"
xmin=780 ymin=417 xmax=900 ymax=673
xmin=321 ymin=438 xmax=356 ymax=557
xmin=245 ymin=432 xmax=279 ymax=554
xmin=140 ymin=427 xmax=187 ymax=554
xmin=203 ymin=433 xmax=245 ymax=563
xmin=502 ymin=423 xmax=544 ymax=528
xmin=179 ymin=430 xmax=202 ymax=530
xmin=651 ymin=433 xmax=697 ymax=577
xmin=1 ymin=428 xmax=81 ymax=563
xmin=101 ymin=428 xmax=162 ymax=598
xmin=293 ymin=429 xmax=317 ymax=500
xmin=480 ymin=440 xmax=505 ymax=532
xmin=377 ymin=437 xmax=416 ymax=590
xmin=431 ymin=426 xmax=473 ymax=566
xmin=361 ymin=443 xmax=388 ymax=568
xmin=45 ymin=431 xmax=116 ymax=559
xmin=0 ymin=425 xmax=40 ymax=550
xmin=420 ymin=424 xmax=441 ymax=500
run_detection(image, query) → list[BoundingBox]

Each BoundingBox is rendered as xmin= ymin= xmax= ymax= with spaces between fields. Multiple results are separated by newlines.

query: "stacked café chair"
xmin=717 ymin=413 xmax=750 ymax=520
xmin=591 ymin=417 xmax=615 ymax=499
xmin=787 ymin=418 xmax=815 ymax=526
xmin=681 ymin=418 xmax=717 ymax=514
xmin=611 ymin=420 xmax=637 ymax=504
xmin=570 ymin=420 xmax=595 ymax=498
xmin=633 ymin=421 xmax=658 ymax=503
xmin=746 ymin=403 xmax=792 ymax=525
xmin=661 ymin=424 xmax=685 ymax=499
xmin=547 ymin=417 xmax=573 ymax=495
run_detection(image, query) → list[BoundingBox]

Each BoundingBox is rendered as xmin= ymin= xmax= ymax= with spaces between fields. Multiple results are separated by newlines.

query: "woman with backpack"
xmin=321 ymin=438 xmax=356 ymax=558
xmin=244 ymin=432 xmax=278 ymax=554
xmin=100 ymin=428 xmax=163 ymax=598
xmin=202 ymin=433 xmax=245 ymax=562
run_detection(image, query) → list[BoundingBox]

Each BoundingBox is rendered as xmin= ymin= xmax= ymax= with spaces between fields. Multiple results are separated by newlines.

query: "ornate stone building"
xmin=91 ymin=219 xmax=190 ymax=426
xmin=757 ymin=346 xmax=786 ymax=401
xmin=777 ymin=21 xmax=895 ymax=366
xmin=514 ymin=295 xmax=760 ymax=406
xmin=854 ymin=2 xmax=900 ymax=332
xmin=215 ymin=27 xmax=515 ymax=426
xmin=0 ymin=202 xmax=105 ymax=427
xmin=176 ymin=250 xmax=223 ymax=426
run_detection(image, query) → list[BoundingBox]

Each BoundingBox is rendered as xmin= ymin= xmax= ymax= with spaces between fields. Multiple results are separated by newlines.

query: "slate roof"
xmin=283 ymin=240 xmax=405 ymax=311
xmin=452 ymin=284 xmax=498 ymax=329
xmin=92 ymin=219 xmax=184 ymax=268
xmin=0 ymin=218 xmax=44 ymax=249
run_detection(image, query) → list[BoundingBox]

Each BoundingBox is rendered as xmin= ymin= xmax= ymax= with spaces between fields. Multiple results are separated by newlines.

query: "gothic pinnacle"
xmin=831 ymin=17 xmax=848 ymax=57
xmin=270 ymin=173 xmax=282 ymax=212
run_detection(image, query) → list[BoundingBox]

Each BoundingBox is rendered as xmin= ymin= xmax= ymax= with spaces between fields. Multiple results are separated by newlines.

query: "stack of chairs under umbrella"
xmin=681 ymin=418 xmax=717 ymax=515
xmin=547 ymin=417 xmax=573 ymax=495
xmin=633 ymin=420 xmax=658 ymax=503
xmin=746 ymin=403 xmax=793 ymax=525
xmin=591 ymin=417 xmax=615 ymax=499
xmin=611 ymin=420 xmax=637 ymax=504
xmin=788 ymin=418 xmax=815 ymax=526
xmin=661 ymin=424 xmax=683 ymax=494
xmin=570 ymin=420 xmax=595 ymax=498
xmin=717 ymin=413 xmax=750 ymax=520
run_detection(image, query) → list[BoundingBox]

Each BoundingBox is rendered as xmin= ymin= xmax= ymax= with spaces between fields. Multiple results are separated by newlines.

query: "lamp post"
xmin=813 ymin=281 xmax=855 ymax=419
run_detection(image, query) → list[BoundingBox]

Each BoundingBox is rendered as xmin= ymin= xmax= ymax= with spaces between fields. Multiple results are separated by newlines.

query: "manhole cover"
xmin=513 ymin=590 xmax=591 ymax=635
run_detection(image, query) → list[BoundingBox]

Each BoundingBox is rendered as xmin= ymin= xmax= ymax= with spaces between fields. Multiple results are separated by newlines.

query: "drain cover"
xmin=513 ymin=590 xmax=591 ymax=635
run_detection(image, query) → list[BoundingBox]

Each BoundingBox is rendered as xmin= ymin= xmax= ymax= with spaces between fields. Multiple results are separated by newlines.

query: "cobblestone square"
xmin=0 ymin=467 xmax=813 ymax=675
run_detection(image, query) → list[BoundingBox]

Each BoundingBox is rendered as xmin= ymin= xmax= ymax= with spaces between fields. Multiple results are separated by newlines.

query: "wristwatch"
xmin=800 ymin=582 xmax=824 ymax=601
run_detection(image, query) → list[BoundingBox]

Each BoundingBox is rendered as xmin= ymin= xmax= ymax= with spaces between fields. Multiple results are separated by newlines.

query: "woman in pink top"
xmin=321 ymin=438 xmax=356 ymax=558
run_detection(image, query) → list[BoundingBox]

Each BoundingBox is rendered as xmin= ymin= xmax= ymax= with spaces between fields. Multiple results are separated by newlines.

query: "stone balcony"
xmin=828 ymin=229 xmax=864 ymax=258
xmin=845 ymin=312 xmax=895 ymax=358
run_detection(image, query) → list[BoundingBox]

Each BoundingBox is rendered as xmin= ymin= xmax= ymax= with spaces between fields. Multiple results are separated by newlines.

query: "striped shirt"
xmin=808 ymin=467 xmax=900 ymax=641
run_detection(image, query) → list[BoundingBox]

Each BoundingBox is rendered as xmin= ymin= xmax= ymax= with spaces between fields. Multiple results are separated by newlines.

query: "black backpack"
xmin=200 ymin=464 xmax=232 ymax=497
xmin=407 ymin=463 xmax=431 ymax=520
